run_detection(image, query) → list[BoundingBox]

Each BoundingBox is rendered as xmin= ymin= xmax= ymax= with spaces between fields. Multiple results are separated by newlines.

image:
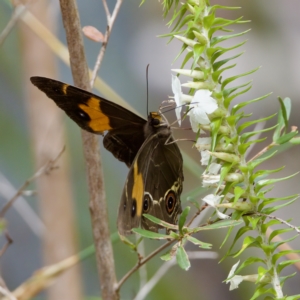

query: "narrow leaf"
xmin=143 ymin=214 xmax=178 ymax=230
xmin=132 ymin=228 xmax=170 ymax=239
xmin=186 ymin=236 xmax=212 ymax=249
xmin=176 ymin=245 xmax=190 ymax=270
xmin=179 ymin=206 xmax=190 ymax=234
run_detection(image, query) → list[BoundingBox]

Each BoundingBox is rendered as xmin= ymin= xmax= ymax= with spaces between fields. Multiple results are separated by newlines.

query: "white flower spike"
xmin=188 ymin=90 xmax=218 ymax=132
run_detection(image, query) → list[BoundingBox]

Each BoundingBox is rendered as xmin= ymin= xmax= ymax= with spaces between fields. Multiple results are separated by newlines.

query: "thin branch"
xmin=247 ymin=142 xmax=276 ymax=163
xmin=58 ymin=1 xmax=118 ymax=299
xmin=133 ymin=251 xmax=218 ymax=300
xmin=102 ymin=0 xmax=111 ymax=21
xmin=0 ymin=147 xmax=64 ymax=218
xmin=0 ymin=286 xmax=17 ymax=300
xmin=116 ymin=239 xmax=175 ymax=292
xmin=186 ymin=204 xmax=207 ymax=227
xmin=254 ymin=212 xmax=300 ymax=234
xmin=90 ymin=0 xmax=123 ymax=87
xmin=136 ymin=239 xmax=148 ymax=291
xmin=0 ymin=4 xmax=26 ymax=46
xmin=0 ymin=171 xmax=45 ymax=236
xmin=0 ymin=232 xmax=13 ymax=258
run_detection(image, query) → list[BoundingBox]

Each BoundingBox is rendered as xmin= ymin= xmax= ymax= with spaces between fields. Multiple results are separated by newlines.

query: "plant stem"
xmin=59 ymin=0 xmax=118 ymax=299
xmin=116 ymin=239 xmax=175 ymax=292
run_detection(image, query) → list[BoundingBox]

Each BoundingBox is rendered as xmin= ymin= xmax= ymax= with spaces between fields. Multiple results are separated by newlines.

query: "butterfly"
xmin=30 ymin=77 xmax=183 ymax=235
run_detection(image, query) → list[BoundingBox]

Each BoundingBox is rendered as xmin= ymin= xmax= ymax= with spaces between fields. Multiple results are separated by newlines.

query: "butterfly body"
xmin=30 ymin=77 xmax=183 ymax=235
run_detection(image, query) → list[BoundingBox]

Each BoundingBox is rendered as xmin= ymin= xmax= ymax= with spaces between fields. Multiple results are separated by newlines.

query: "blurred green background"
xmin=1 ymin=0 xmax=300 ymax=299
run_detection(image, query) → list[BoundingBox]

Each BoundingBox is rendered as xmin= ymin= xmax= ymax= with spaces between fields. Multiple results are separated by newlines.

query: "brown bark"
xmin=58 ymin=0 xmax=118 ymax=299
xmin=20 ymin=1 xmax=82 ymax=300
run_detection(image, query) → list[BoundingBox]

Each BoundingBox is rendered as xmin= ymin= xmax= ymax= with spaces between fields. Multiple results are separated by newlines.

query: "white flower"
xmin=201 ymin=150 xmax=211 ymax=165
xmin=188 ymin=90 xmax=218 ymax=132
xmin=197 ymin=137 xmax=212 ymax=146
xmin=226 ymin=260 xmax=244 ymax=290
xmin=196 ymin=138 xmax=221 ymax=171
xmin=172 ymin=75 xmax=183 ymax=126
xmin=202 ymin=194 xmax=229 ymax=219
xmin=208 ymin=162 xmax=221 ymax=175
xmin=202 ymin=174 xmax=220 ymax=187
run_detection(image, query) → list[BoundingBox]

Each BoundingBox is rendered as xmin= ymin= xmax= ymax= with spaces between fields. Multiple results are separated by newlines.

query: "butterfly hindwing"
xmin=117 ymin=116 xmax=183 ymax=235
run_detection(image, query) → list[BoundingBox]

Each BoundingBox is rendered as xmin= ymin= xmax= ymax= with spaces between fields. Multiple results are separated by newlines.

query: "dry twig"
xmin=0 ymin=147 xmax=64 ymax=218
xmin=90 ymin=0 xmax=124 ymax=87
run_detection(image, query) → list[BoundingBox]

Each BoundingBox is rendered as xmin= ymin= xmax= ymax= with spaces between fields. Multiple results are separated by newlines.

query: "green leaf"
xmin=255 ymin=173 xmax=299 ymax=193
xmin=212 ymin=64 xmax=236 ymax=82
xmin=261 ymin=197 xmax=298 ymax=215
xmin=236 ymin=256 xmax=266 ymax=273
xmin=203 ymin=12 xmax=215 ymax=30
xmin=290 ymin=136 xmax=300 ymax=145
xmin=220 ymin=215 xmax=241 ymax=250
xmin=180 ymin=51 xmax=193 ymax=69
xmin=260 ymin=219 xmax=281 ymax=234
xmin=143 ymin=214 xmax=178 ymax=230
xmin=211 ymin=29 xmax=251 ymax=47
xmin=268 ymin=228 xmax=293 ymax=243
xmin=210 ymin=5 xmax=241 ymax=13
xmin=272 ymin=250 xmax=300 ymax=265
xmin=275 ymin=130 xmax=298 ymax=145
xmin=231 ymin=92 xmax=272 ymax=115
xmin=224 ymin=82 xmax=252 ymax=108
xmin=279 ymin=272 xmax=297 ymax=286
xmin=247 ymin=216 xmax=261 ymax=230
xmin=191 ymin=219 xmax=243 ymax=233
xmin=209 ymin=16 xmax=248 ymax=39
xmin=167 ymin=6 xmax=188 ymax=31
xmin=240 ymin=124 xmax=278 ymax=144
xmin=192 ymin=44 xmax=205 ymax=69
xmin=161 ymin=250 xmax=174 ymax=261
xmin=119 ymin=235 xmax=138 ymax=250
xmin=276 ymin=259 xmax=300 ymax=274
xmin=223 ymin=80 xmax=251 ymax=98
xmin=286 ymin=294 xmax=300 ymax=300
xmin=173 ymin=43 xmax=188 ymax=63
xmin=250 ymin=285 xmax=275 ymax=300
xmin=248 ymin=150 xmax=277 ymax=171
xmin=169 ymin=231 xmax=180 ymax=239
xmin=234 ymin=236 xmax=262 ymax=257
xmin=132 ymin=228 xmax=170 ymax=239
xmin=178 ymin=206 xmax=190 ymax=234
xmin=269 ymin=235 xmax=298 ymax=253
xmin=238 ymin=113 xmax=277 ymax=134
xmin=210 ymin=118 xmax=222 ymax=151
xmin=251 ymin=166 xmax=285 ymax=182
xmin=176 ymin=245 xmax=190 ymax=270
xmin=258 ymin=194 xmax=298 ymax=210
xmin=226 ymin=225 xmax=252 ymax=255
xmin=186 ymin=236 xmax=212 ymax=249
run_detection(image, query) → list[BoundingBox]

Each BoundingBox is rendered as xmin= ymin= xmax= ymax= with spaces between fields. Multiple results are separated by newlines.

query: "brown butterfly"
xmin=30 ymin=77 xmax=183 ymax=235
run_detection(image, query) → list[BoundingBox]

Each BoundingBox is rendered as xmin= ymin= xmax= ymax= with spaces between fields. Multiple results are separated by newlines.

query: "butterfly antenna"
xmin=146 ymin=64 xmax=150 ymax=116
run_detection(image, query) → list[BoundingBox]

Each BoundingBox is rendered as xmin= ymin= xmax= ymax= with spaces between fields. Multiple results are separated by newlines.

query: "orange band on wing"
xmin=62 ymin=84 xmax=68 ymax=95
xmin=132 ymin=161 xmax=144 ymax=217
xmin=79 ymin=97 xmax=112 ymax=132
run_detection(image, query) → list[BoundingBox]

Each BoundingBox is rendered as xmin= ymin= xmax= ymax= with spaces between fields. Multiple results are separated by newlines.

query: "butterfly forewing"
xmin=30 ymin=77 xmax=147 ymax=166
